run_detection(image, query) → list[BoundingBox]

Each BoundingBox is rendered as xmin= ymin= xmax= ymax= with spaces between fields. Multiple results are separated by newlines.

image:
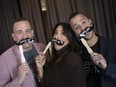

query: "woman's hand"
xmin=35 ymin=51 xmax=46 ymax=68
xmin=35 ymin=51 xmax=46 ymax=79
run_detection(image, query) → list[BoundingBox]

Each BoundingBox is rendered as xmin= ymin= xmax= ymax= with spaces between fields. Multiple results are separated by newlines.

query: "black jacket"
xmin=99 ymin=36 xmax=116 ymax=87
xmin=43 ymin=44 xmax=86 ymax=87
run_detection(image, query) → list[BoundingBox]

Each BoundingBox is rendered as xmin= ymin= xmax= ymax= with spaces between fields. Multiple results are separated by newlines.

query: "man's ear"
xmin=12 ymin=33 xmax=16 ymax=41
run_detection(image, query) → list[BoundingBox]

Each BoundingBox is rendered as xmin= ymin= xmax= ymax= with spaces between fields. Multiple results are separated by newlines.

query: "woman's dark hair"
xmin=52 ymin=23 xmax=81 ymax=54
xmin=47 ymin=23 xmax=82 ymax=63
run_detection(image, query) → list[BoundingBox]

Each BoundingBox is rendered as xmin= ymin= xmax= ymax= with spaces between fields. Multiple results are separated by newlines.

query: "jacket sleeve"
xmin=105 ymin=63 xmax=116 ymax=81
xmin=0 ymin=55 xmax=21 ymax=87
xmin=101 ymin=38 xmax=116 ymax=82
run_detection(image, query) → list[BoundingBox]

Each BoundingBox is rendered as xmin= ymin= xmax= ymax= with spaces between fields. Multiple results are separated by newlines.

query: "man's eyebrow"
xmin=73 ymin=18 xmax=86 ymax=28
xmin=15 ymin=30 xmax=22 ymax=32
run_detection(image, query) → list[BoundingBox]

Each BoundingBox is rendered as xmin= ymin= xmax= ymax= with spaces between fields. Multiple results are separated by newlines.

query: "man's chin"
xmin=84 ymin=35 xmax=91 ymax=40
xmin=22 ymin=43 xmax=32 ymax=48
xmin=85 ymin=34 xmax=93 ymax=40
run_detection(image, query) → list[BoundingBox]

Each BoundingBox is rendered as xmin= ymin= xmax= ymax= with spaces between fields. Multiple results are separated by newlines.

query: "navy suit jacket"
xmin=99 ymin=36 xmax=116 ymax=87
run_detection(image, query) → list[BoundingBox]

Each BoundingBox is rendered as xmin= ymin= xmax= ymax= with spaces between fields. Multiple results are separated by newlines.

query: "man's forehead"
xmin=71 ymin=14 xmax=88 ymax=25
xmin=76 ymin=19 xmax=87 ymax=26
xmin=14 ymin=20 xmax=29 ymax=26
xmin=13 ymin=21 xmax=30 ymax=28
xmin=70 ymin=14 xmax=85 ymax=23
xmin=75 ymin=14 xmax=88 ymax=21
xmin=77 ymin=14 xmax=88 ymax=18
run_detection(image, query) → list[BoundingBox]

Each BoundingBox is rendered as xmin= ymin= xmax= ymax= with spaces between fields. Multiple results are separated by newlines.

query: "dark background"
xmin=0 ymin=0 xmax=116 ymax=55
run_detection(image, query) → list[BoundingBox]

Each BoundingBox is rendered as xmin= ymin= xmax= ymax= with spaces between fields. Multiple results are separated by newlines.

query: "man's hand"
xmin=17 ymin=63 xmax=29 ymax=84
xmin=91 ymin=52 xmax=107 ymax=70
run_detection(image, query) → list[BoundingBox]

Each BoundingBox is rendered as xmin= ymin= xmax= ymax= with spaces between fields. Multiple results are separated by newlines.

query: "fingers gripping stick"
xmin=81 ymin=39 xmax=101 ymax=66
xmin=79 ymin=26 xmax=94 ymax=54
xmin=17 ymin=38 xmax=34 ymax=63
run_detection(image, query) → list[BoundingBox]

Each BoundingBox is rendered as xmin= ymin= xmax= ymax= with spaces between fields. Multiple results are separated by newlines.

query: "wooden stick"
xmin=43 ymin=42 xmax=52 ymax=54
xmin=80 ymin=38 xmax=93 ymax=54
xmin=19 ymin=45 xmax=26 ymax=63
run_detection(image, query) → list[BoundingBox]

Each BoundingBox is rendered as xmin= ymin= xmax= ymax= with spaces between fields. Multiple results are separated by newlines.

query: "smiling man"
xmin=69 ymin=12 xmax=116 ymax=87
xmin=0 ymin=18 xmax=45 ymax=87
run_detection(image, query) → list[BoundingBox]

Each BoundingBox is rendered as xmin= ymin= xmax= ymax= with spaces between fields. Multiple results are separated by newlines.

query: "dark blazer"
xmin=99 ymin=36 xmax=116 ymax=87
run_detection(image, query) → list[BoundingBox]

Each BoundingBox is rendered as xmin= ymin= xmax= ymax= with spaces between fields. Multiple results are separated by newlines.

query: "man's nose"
xmin=80 ymin=25 xmax=86 ymax=30
xmin=22 ymin=32 xmax=28 ymax=38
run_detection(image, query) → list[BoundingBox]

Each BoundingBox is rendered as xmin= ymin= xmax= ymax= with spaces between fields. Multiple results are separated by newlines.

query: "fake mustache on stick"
xmin=78 ymin=25 xmax=102 ymax=66
xmin=16 ymin=38 xmax=34 ymax=45
xmin=78 ymin=25 xmax=94 ymax=39
xmin=43 ymin=38 xmax=64 ymax=54
xmin=78 ymin=25 xmax=94 ymax=54
xmin=16 ymin=38 xmax=34 ymax=63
